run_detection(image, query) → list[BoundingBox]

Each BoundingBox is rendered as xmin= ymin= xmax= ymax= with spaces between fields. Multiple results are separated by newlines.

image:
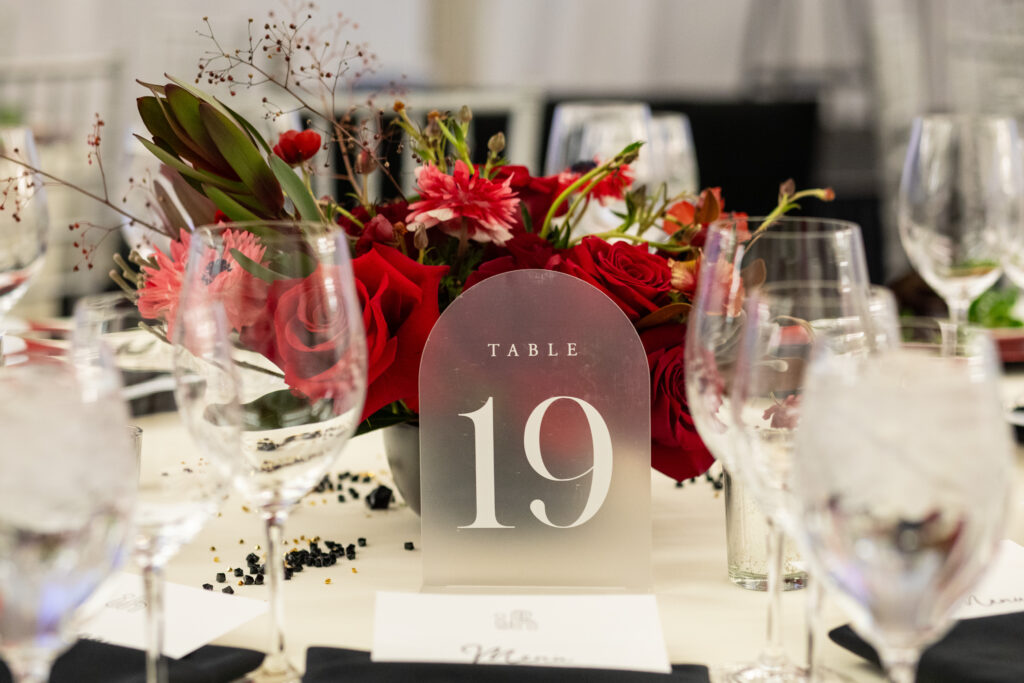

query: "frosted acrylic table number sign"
xmin=419 ymin=269 xmax=651 ymax=590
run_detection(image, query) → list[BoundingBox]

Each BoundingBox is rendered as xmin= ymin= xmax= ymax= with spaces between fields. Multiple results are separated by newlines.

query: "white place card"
xmin=955 ymin=540 xmax=1024 ymax=620
xmin=77 ymin=572 xmax=267 ymax=658
xmin=371 ymin=591 xmax=671 ymax=673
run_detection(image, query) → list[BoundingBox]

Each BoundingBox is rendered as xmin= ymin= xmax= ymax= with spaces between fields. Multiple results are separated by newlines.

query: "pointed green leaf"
xmin=165 ymin=75 xmax=238 ymax=127
xmin=199 ymin=102 xmax=284 ymax=215
xmin=203 ymin=185 xmax=261 ymax=222
xmin=164 ymin=84 xmax=232 ymax=174
xmin=135 ymin=135 xmax=248 ymax=194
xmin=223 ymin=103 xmax=272 ymax=154
xmin=268 ymin=155 xmax=322 ymax=222
xmin=230 ymin=248 xmax=289 ymax=283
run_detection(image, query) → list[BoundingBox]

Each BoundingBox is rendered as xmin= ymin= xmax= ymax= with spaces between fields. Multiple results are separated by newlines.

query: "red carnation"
xmin=406 ymin=161 xmax=519 ymax=246
xmin=273 ymin=129 xmax=322 ymax=166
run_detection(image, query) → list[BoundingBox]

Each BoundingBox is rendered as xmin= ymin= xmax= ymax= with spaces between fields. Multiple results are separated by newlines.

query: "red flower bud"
xmin=272 ymin=129 xmax=322 ymax=166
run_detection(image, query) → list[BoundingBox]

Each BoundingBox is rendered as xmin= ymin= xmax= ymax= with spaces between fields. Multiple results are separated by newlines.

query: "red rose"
xmin=463 ymin=231 xmax=556 ymax=290
xmin=237 ymin=265 xmax=362 ymax=409
xmin=273 ymin=129 xmax=322 ymax=166
xmin=641 ymin=323 xmax=715 ymax=482
xmin=352 ymin=244 xmax=448 ymax=420
xmin=548 ymin=236 xmax=672 ymax=321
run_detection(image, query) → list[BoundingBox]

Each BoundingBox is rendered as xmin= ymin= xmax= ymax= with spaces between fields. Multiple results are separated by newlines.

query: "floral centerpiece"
xmin=0 ymin=10 xmax=832 ymax=484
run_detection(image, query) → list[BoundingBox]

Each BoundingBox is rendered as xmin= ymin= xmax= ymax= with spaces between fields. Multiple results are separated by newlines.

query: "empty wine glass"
xmin=898 ymin=114 xmax=1023 ymax=325
xmin=729 ymin=283 xmax=898 ymax=682
xmin=172 ymin=221 xmax=367 ymax=682
xmin=73 ymin=292 xmax=228 ymax=683
xmin=792 ymin=320 xmax=1013 ymax=683
xmin=0 ymin=127 xmax=48 ymax=338
xmin=648 ymin=112 xmax=699 ymax=196
xmin=0 ymin=352 xmax=137 ymax=682
xmin=684 ymin=216 xmax=871 ymax=682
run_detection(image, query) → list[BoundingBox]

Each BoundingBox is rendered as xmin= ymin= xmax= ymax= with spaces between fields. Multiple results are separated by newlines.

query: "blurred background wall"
xmin=0 ymin=0 xmax=1019 ymax=314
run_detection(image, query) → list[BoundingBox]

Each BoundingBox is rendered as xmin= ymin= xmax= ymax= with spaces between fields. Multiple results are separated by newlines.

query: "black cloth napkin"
xmin=0 ymin=640 xmax=263 ymax=683
xmin=303 ymin=647 xmax=709 ymax=682
xmin=830 ymin=612 xmax=1024 ymax=682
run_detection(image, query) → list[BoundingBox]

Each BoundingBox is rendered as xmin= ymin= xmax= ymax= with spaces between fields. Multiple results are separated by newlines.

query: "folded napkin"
xmin=303 ymin=647 xmax=709 ymax=682
xmin=0 ymin=640 xmax=263 ymax=683
xmin=830 ymin=612 xmax=1024 ymax=682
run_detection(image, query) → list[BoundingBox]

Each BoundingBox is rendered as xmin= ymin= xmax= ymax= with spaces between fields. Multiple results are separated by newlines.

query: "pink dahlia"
xmin=406 ymin=160 xmax=519 ymax=246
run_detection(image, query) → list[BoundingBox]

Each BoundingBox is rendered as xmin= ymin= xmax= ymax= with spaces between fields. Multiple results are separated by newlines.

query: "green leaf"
xmin=199 ymin=102 xmax=284 ymax=215
xmin=268 ymin=154 xmax=323 ymax=222
xmin=137 ymin=96 xmax=187 ymax=156
xmin=208 ymin=390 xmax=335 ymax=431
xmin=203 ymin=184 xmax=261 ymax=222
xmin=223 ymin=103 xmax=272 ymax=154
xmin=164 ymin=75 xmax=239 ymax=129
xmin=165 ymin=84 xmax=226 ymax=167
xmin=135 ymin=135 xmax=249 ymax=194
xmin=229 ymin=248 xmax=289 ymax=283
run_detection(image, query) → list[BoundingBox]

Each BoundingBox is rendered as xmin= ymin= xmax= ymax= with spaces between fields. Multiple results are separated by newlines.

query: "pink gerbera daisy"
xmin=136 ymin=228 xmax=269 ymax=337
xmin=406 ymin=160 xmax=519 ymax=246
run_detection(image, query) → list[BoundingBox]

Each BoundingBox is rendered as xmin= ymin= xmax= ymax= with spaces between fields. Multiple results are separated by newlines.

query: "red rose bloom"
xmin=463 ymin=231 xmax=557 ymax=290
xmin=256 ymin=266 xmax=362 ymax=406
xmin=548 ymin=236 xmax=672 ymax=321
xmin=273 ymin=129 xmax=322 ymax=166
xmin=352 ymin=244 xmax=448 ymax=420
xmin=641 ymin=323 xmax=715 ymax=482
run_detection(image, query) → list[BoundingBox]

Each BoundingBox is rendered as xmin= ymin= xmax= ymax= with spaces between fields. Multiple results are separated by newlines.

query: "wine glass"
xmin=648 ymin=112 xmax=699 ymax=197
xmin=791 ymin=319 xmax=1013 ymax=682
xmin=683 ymin=216 xmax=871 ymax=681
xmin=0 ymin=127 xmax=48 ymax=335
xmin=0 ymin=352 xmax=138 ymax=682
xmin=72 ymin=292 xmax=228 ymax=683
xmin=728 ymin=283 xmax=898 ymax=682
xmin=172 ymin=221 xmax=367 ymax=682
xmin=544 ymin=101 xmax=651 ymax=239
xmin=898 ymin=114 xmax=1023 ymax=325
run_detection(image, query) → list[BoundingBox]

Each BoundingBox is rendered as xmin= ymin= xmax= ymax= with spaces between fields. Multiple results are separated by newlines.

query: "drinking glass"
xmin=648 ymin=112 xmax=699 ymax=196
xmin=0 ymin=127 xmax=48 ymax=323
xmin=898 ymin=114 xmax=1023 ymax=325
xmin=0 ymin=352 xmax=137 ymax=682
xmin=72 ymin=292 xmax=227 ymax=683
xmin=544 ymin=101 xmax=653 ymax=179
xmin=684 ymin=216 xmax=871 ymax=681
xmin=791 ymin=319 xmax=1012 ymax=682
xmin=173 ymin=222 xmax=367 ymax=682
xmin=729 ymin=283 xmax=898 ymax=682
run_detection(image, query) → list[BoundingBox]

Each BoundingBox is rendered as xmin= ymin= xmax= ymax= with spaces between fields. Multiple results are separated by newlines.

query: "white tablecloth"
xmin=150 ymin=413 xmax=1024 ymax=680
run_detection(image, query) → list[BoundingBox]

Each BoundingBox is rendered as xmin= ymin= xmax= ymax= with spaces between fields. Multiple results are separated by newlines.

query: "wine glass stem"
xmin=805 ymin=575 xmax=822 ymax=676
xmin=142 ymin=562 xmax=168 ymax=683
xmin=262 ymin=510 xmax=291 ymax=674
xmin=880 ymin=648 xmax=920 ymax=683
xmin=761 ymin=518 xmax=787 ymax=667
xmin=946 ymin=297 xmax=970 ymax=327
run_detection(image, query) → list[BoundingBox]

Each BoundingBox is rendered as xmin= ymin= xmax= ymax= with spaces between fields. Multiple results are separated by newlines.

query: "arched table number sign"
xmin=419 ymin=269 xmax=652 ymax=590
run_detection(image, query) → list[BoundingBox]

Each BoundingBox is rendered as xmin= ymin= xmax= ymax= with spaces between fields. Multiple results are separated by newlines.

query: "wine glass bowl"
xmin=898 ymin=114 xmax=1023 ymax=324
xmin=0 ymin=127 xmax=48 ymax=319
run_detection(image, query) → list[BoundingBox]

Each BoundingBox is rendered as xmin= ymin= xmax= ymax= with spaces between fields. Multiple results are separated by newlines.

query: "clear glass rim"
xmin=711 ymin=215 xmax=862 ymax=237
xmin=912 ymin=112 xmax=1019 ymax=127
